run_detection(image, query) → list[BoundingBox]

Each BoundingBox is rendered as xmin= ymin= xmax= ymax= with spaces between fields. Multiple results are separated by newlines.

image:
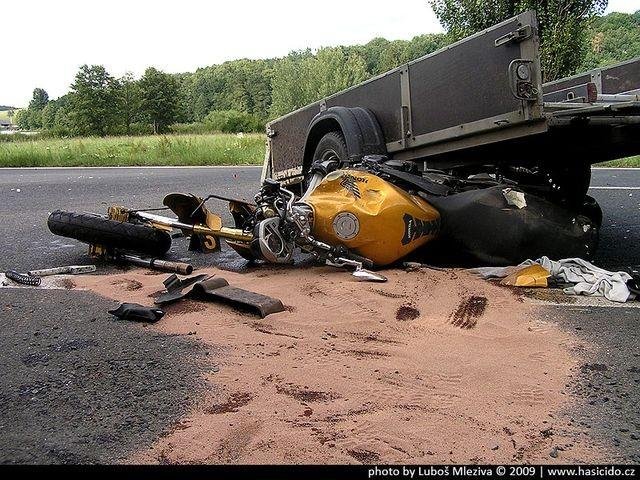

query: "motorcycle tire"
xmin=48 ymin=210 xmax=172 ymax=256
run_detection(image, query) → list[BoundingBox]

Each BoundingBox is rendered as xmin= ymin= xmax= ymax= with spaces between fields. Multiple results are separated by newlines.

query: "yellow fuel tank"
xmin=304 ymin=170 xmax=440 ymax=266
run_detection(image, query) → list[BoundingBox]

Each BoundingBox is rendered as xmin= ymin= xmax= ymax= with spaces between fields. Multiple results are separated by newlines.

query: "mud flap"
xmin=155 ymin=274 xmax=284 ymax=317
xmin=192 ymin=277 xmax=285 ymax=318
xmin=427 ymin=186 xmax=600 ymax=266
xmin=163 ymin=193 xmax=222 ymax=252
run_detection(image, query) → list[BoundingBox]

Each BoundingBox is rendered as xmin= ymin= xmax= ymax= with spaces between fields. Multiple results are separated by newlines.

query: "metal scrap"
xmin=155 ymin=273 xmax=285 ymax=318
xmin=155 ymin=273 xmax=210 ymax=304
xmin=192 ymin=277 xmax=285 ymax=318
xmin=5 ymin=270 xmax=41 ymax=286
xmin=112 ymin=253 xmax=193 ymax=275
xmin=28 ymin=265 xmax=96 ymax=276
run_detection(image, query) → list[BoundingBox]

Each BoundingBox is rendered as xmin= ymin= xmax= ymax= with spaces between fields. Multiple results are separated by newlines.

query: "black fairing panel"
xmin=426 ymin=186 xmax=599 ymax=266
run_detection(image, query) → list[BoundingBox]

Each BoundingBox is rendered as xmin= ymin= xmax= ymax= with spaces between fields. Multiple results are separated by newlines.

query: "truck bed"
xmin=265 ymin=11 xmax=640 ymax=182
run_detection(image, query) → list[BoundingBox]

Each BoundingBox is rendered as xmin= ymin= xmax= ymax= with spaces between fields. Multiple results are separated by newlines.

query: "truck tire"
xmin=48 ymin=210 xmax=172 ymax=256
xmin=312 ymin=131 xmax=348 ymax=165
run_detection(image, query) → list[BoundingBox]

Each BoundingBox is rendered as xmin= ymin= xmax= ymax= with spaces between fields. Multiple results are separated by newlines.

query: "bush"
xmin=203 ymin=110 xmax=264 ymax=133
xmin=0 ymin=132 xmax=43 ymax=143
xmin=106 ymin=122 xmax=154 ymax=136
xmin=40 ymin=127 xmax=73 ymax=138
xmin=170 ymin=122 xmax=213 ymax=135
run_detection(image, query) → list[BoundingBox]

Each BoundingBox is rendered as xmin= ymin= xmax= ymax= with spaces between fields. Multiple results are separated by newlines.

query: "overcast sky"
xmin=2 ymin=0 xmax=639 ymax=107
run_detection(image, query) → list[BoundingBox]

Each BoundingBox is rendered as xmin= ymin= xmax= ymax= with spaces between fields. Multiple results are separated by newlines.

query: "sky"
xmin=2 ymin=0 xmax=639 ymax=107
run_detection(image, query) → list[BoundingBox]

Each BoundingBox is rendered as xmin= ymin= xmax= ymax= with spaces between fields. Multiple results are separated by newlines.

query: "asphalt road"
xmin=0 ymin=166 xmax=261 ymax=273
xmin=0 ymin=289 xmax=208 ymax=464
xmin=0 ymin=166 xmax=638 ymax=463
xmin=1 ymin=166 xmax=639 ymax=271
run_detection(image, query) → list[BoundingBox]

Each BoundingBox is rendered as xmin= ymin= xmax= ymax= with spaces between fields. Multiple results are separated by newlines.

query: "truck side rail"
xmin=266 ymin=10 xmax=546 ymax=182
xmin=543 ymin=56 xmax=640 ymax=102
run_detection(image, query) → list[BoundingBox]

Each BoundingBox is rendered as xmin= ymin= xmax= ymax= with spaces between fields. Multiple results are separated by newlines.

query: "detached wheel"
xmin=48 ymin=210 xmax=172 ymax=256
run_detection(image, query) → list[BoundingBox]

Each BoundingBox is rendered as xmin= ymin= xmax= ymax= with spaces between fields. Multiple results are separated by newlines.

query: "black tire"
xmin=48 ymin=210 xmax=172 ymax=256
xmin=304 ymin=131 xmax=349 ymax=191
xmin=541 ymin=160 xmax=591 ymax=206
xmin=312 ymin=131 xmax=348 ymax=165
xmin=580 ymin=195 xmax=603 ymax=227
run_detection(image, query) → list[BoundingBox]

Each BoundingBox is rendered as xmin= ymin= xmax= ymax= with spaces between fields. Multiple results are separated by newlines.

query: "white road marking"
xmin=592 ymin=167 xmax=640 ymax=170
xmin=589 ymin=186 xmax=640 ymax=190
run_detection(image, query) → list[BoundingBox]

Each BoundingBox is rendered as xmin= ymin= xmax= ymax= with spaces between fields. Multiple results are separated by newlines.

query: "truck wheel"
xmin=312 ymin=131 xmax=348 ymax=165
xmin=48 ymin=210 xmax=172 ymax=256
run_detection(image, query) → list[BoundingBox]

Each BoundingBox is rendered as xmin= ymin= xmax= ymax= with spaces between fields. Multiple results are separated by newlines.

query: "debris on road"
xmin=156 ymin=273 xmax=285 ymax=318
xmin=500 ymin=264 xmax=550 ymax=287
xmin=155 ymin=273 xmax=210 ymax=304
xmin=112 ymin=253 xmax=193 ymax=275
xmin=190 ymin=276 xmax=285 ymax=318
xmin=108 ymin=302 xmax=165 ymax=323
xmin=1 ymin=272 xmax=77 ymax=290
xmin=4 ymin=270 xmax=41 ymax=286
xmin=471 ymin=256 xmax=636 ymax=303
xmin=402 ymin=261 xmax=447 ymax=272
xmin=28 ymin=265 xmax=96 ymax=276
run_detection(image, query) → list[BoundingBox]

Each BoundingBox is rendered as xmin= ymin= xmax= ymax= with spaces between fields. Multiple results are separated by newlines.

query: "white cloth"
xmin=469 ymin=256 xmax=634 ymax=303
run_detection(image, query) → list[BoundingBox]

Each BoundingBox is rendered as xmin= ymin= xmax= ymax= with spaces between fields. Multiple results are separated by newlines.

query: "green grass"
xmin=0 ymin=110 xmax=13 ymax=121
xmin=2 ymin=131 xmax=638 ymax=168
xmin=597 ymin=156 xmax=640 ymax=168
xmin=0 ymin=133 xmax=266 ymax=167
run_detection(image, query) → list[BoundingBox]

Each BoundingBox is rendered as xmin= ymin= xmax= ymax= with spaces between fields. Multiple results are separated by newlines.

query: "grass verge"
xmin=2 ymin=132 xmax=638 ymax=168
xmin=0 ymin=133 xmax=265 ymax=167
xmin=597 ymin=156 xmax=640 ymax=168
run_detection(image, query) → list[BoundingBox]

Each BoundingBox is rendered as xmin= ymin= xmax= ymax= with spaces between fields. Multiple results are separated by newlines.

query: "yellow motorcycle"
xmin=48 ymin=156 xmax=601 ymax=279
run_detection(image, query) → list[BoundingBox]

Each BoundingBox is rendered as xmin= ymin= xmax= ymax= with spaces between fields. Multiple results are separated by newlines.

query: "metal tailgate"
xmin=393 ymin=10 xmax=546 ymax=158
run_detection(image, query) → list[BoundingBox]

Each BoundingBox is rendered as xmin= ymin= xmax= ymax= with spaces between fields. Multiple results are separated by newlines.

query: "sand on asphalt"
xmin=73 ymin=265 xmax=605 ymax=464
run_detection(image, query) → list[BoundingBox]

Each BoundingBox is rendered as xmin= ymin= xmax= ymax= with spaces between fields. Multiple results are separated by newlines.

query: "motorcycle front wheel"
xmin=48 ymin=210 xmax=172 ymax=256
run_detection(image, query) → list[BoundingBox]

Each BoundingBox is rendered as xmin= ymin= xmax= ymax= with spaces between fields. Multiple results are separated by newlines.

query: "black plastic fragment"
xmin=108 ymin=303 xmax=165 ymax=322
xmin=156 ymin=273 xmax=210 ymax=304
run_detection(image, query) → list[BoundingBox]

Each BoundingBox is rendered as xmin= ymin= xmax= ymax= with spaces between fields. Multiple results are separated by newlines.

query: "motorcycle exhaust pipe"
xmin=133 ymin=211 xmax=253 ymax=242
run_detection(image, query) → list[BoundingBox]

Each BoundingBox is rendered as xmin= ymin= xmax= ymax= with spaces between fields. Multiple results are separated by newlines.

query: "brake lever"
xmin=190 ymin=194 xmax=214 ymax=218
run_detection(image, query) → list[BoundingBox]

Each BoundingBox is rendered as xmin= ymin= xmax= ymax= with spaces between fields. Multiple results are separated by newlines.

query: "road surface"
xmin=0 ymin=166 xmax=638 ymax=463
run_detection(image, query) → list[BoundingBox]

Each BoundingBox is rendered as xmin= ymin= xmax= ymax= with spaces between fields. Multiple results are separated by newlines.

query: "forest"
xmin=11 ymin=8 xmax=640 ymax=138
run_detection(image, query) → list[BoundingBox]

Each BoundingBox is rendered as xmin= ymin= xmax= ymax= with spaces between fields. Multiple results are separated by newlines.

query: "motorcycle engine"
xmin=249 ymin=180 xmax=314 ymax=264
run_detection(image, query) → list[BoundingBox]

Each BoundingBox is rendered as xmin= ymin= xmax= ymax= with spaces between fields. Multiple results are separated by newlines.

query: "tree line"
xmin=16 ymin=67 xmax=183 ymax=136
xmin=15 ymin=4 xmax=639 ymax=137
xmin=16 ymin=32 xmax=449 ymax=136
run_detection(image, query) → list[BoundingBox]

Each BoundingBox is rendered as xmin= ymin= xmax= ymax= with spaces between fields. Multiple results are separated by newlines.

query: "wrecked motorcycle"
xmin=48 ymin=156 xmax=601 ymax=278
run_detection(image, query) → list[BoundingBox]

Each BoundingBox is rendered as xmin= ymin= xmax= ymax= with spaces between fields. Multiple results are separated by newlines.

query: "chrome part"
xmin=300 ymin=172 xmax=324 ymax=200
xmin=257 ymin=217 xmax=293 ymax=263
xmin=332 ymin=212 xmax=360 ymax=240
xmin=352 ymin=268 xmax=388 ymax=283
xmin=134 ymin=211 xmax=195 ymax=231
xmin=326 ymin=257 xmax=387 ymax=283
